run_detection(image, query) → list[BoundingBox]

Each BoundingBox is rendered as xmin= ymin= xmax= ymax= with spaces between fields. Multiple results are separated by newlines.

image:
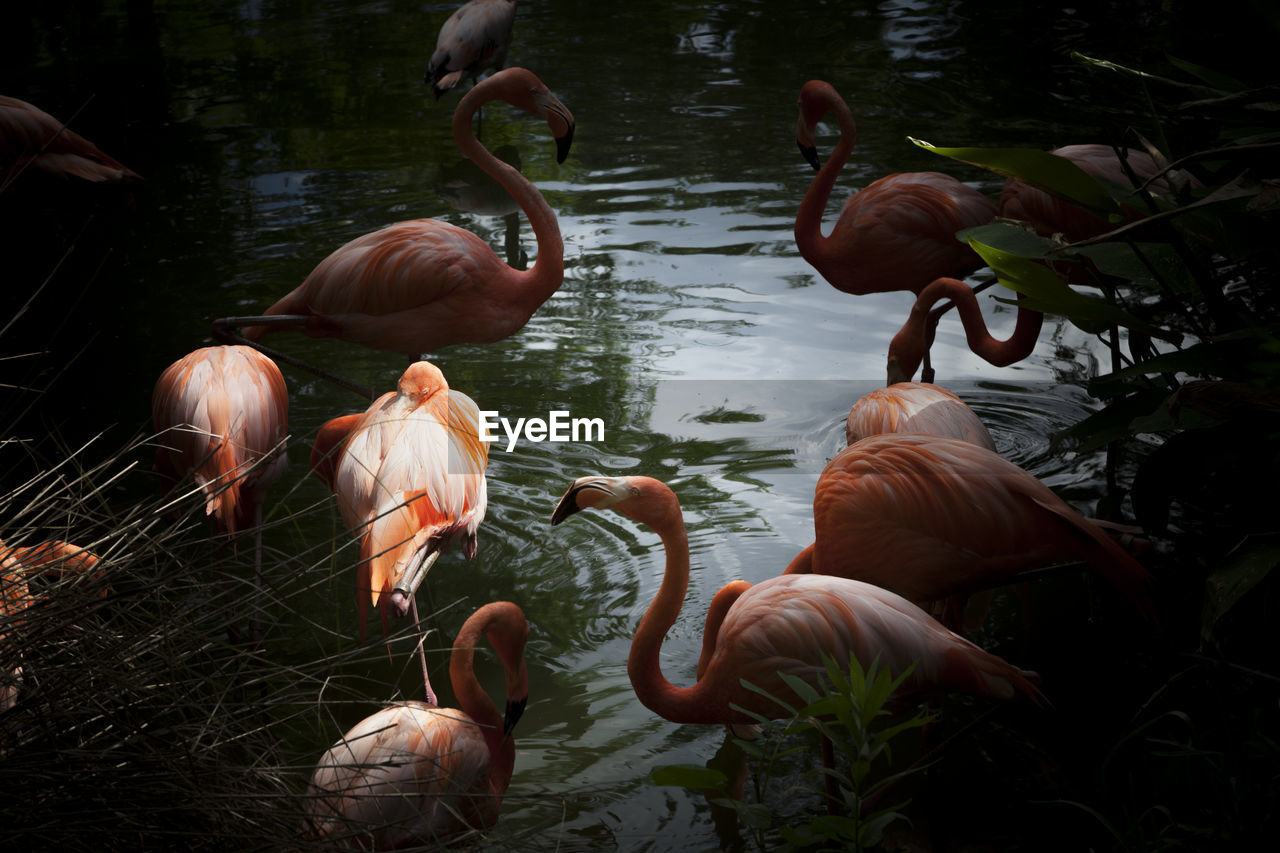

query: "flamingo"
xmin=885 ymin=276 xmax=1044 ymax=384
xmin=310 ymin=360 xmax=487 ymax=680
xmin=1 ymin=94 xmax=141 ymax=189
xmin=794 ymin=80 xmax=996 ymax=297
xmin=998 ymin=143 xmax=1176 ymax=243
xmin=1 ymin=539 xmax=106 ymax=714
xmin=152 ymin=345 xmax=289 ymax=640
xmin=845 ymin=382 xmax=996 ymax=451
xmin=305 ymin=600 xmax=529 ymax=848
xmin=783 ymin=434 xmax=1156 ymax=627
xmin=425 ymin=0 xmax=518 ymax=100
xmin=551 ymin=475 xmax=1041 ymax=729
xmin=232 ymin=67 xmax=572 ymax=361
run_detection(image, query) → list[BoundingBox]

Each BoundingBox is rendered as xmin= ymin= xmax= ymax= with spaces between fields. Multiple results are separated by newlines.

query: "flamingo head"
xmin=796 ymin=80 xmax=839 ymax=171
xmin=397 ymin=360 xmax=449 ymax=399
xmin=551 ymin=475 xmax=677 ymax=530
xmin=480 ymin=68 xmax=576 ymax=164
xmin=482 ymin=602 xmax=530 ymax=736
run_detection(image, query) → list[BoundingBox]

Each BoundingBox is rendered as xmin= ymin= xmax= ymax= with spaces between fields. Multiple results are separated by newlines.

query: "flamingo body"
xmin=425 ymin=0 xmax=518 ymax=99
xmin=795 ymin=81 xmax=995 ymax=296
xmin=152 ymin=346 xmax=289 ymax=538
xmin=846 ymin=382 xmax=995 ymax=450
xmin=1 ymin=539 xmax=105 ymax=713
xmin=312 ymin=361 xmax=488 ymax=639
xmin=998 ymin=144 xmax=1172 ymax=243
xmin=886 ymin=277 xmax=1044 ymax=384
xmin=306 ymin=601 xmax=529 ymax=847
xmin=1 ymin=95 xmax=141 ymax=187
xmin=243 ymin=67 xmax=571 ymax=360
xmin=552 ymin=476 xmax=1040 ymax=728
xmin=788 ymin=435 xmax=1155 ymax=619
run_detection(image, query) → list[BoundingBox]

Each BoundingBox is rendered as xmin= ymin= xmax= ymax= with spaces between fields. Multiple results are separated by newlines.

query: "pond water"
xmin=2 ymin=0 xmax=1257 ymax=849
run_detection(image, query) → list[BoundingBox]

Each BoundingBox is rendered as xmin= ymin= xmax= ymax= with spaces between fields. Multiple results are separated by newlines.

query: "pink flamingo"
xmin=784 ymin=434 xmax=1156 ymax=627
xmin=998 ymin=143 xmax=1176 ymax=243
xmin=425 ymin=0 xmax=518 ymax=100
xmin=845 ymin=382 xmax=996 ymax=450
xmin=885 ymin=276 xmax=1045 ymax=384
xmin=1 ymin=95 xmax=141 ymax=188
xmin=152 ymin=346 xmax=288 ymax=552
xmin=551 ymin=475 xmax=1041 ymax=729
xmin=794 ymin=80 xmax=996 ymax=297
xmin=230 ymin=67 xmax=573 ymax=361
xmin=310 ymin=361 xmax=487 ymax=694
xmin=305 ymin=601 xmax=529 ymax=848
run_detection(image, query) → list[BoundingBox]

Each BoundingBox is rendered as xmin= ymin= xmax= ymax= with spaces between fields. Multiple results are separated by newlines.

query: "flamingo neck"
xmin=888 ymin=278 xmax=1044 ymax=379
xmin=794 ymin=92 xmax=856 ymax=271
xmin=626 ymin=499 xmax=710 ymax=723
xmin=450 ymin=613 xmax=514 ymax=793
xmin=453 ymin=94 xmax=564 ymax=312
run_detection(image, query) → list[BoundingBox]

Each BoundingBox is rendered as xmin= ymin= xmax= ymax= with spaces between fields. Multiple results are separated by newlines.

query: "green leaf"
xmin=970 ymin=237 xmax=1182 ymax=343
xmin=1202 ymin=538 xmax=1280 ymax=640
xmin=650 ymin=764 xmax=729 ymax=789
xmin=911 ymin=138 xmax=1122 ymax=216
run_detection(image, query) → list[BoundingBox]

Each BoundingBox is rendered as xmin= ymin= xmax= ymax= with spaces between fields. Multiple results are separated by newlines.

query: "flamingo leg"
xmin=920 ymin=279 xmax=997 ymax=384
xmin=409 ymin=596 xmax=437 ymax=706
xmin=211 ymin=317 xmax=376 ymax=401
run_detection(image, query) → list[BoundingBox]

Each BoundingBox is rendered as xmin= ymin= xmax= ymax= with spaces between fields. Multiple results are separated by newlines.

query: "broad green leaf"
xmin=957 ymin=221 xmax=1057 ymax=259
xmin=911 ymin=138 xmax=1121 ymax=216
xmin=1202 ymin=538 xmax=1280 ymax=641
xmin=970 ymin=237 xmax=1182 ymax=343
xmin=650 ymin=764 xmax=728 ymax=789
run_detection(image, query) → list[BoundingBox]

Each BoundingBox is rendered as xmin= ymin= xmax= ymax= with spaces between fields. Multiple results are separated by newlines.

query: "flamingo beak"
xmin=504 ymin=696 xmax=527 ymax=735
xmin=550 ymin=476 xmax=625 ymax=525
xmin=798 ymin=139 xmax=821 ymax=171
xmin=548 ymin=102 xmax=575 ymax=164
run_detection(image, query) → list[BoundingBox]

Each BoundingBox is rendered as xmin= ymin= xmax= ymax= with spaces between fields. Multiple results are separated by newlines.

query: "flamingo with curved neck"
xmin=551 ymin=475 xmax=1041 ymax=727
xmin=235 ymin=67 xmax=573 ymax=360
xmin=886 ymin=277 xmax=1044 ymax=384
xmin=794 ymin=80 xmax=996 ymax=297
xmin=305 ymin=601 xmax=529 ymax=847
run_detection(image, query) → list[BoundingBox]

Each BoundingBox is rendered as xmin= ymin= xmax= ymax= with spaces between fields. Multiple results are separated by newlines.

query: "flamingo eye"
xmin=629 ymin=486 xmax=641 ymax=497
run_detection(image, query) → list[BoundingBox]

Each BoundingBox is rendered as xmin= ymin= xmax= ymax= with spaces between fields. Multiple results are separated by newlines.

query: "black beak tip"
xmin=798 ymin=141 xmax=821 ymax=171
xmin=504 ymin=697 xmax=528 ymax=735
xmin=555 ymin=123 xmax=575 ymax=164
xmin=550 ymin=490 xmax=581 ymax=526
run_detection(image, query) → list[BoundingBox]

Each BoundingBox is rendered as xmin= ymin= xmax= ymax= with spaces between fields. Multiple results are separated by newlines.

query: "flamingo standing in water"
xmin=998 ymin=143 xmax=1177 ymax=243
xmin=1 ymin=95 xmax=141 ymax=188
xmin=784 ymin=434 xmax=1156 ymax=627
xmin=230 ymin=68 xmax=573 ymax=361
xmin=885 ymin=276 xmax=1045 ymax=384
xmin=152 ymin=345 xmax=288 ymax=642
xmin=310 ymin=361 xmax=487 ymax=682
xmin=305 ymin=600 xmax=529 ymax=848
xmin=793 ymin=80 xmax=996 ymax=297
xmin=425 ymin=0 xmax=518 ymax=100
xmin=551 ymin=475 xmax=1041 ymax=729
xmin=845 ymin=382 xmax=996 ymax=451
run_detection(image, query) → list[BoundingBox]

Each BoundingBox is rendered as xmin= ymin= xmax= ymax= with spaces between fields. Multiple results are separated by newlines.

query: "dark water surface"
xmin=3 ymin=1 xmax=1268 ymax=849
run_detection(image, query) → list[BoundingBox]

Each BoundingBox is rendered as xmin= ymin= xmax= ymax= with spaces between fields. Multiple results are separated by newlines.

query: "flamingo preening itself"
xmin=310 ymin=361 xmax=487 ymax=702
